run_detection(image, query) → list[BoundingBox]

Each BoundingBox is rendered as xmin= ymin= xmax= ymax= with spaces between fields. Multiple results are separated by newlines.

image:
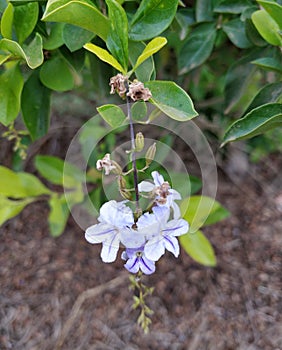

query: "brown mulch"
xmin=0 ymin=140 xmax=281 ymax=349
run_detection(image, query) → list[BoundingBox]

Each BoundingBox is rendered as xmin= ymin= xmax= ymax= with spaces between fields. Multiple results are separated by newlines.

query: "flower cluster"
xmin=85 ymin=171 xmax=189 ymax=275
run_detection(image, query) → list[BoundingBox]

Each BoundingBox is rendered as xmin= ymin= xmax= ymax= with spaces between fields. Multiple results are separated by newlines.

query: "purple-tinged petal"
xmin=100 ymin=232 xmax=120 ymax=262
xmin=152 ymin=205 xmax=170 ymax=224
xmin=139 ymin=256 xmax=156 ymax=275
xmin=144 ymin=236 xmax=165 ymax=261
xmin=151 ymin=171 xmax=164 ymax=186
xmin=171 ymin=201 xmax=181 ymax=219
xmin=99 ymin=200 xmax=134 ymax=227
xmin=120 ymin=228 xmax=146 ymax=248
xmin=124 ymin=256 xmax=140 ymax=274
xmin=137 ymin=212 xmax=160 ymax=240
xmin=169 ymin=189 xmax=181 ymax=200
xmin=85 ymin=223 xmax=116 ymax=244
xmin=163 ymin=235 xmax=180 ymax=257
xmin=138 ymin=181 xmax=155 ymax=192
xmin=163 ymin=219 xmax=189 ymax=237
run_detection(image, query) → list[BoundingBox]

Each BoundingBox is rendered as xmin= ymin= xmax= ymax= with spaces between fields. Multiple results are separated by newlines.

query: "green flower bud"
xmin=145 ymin=142 xmax=156 ymax=166
xmin=135 ymin=132 xmax=144 ymax=152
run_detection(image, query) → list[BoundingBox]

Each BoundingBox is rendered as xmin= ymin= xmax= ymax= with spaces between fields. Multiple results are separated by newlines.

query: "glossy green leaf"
xmin=63 ymin=23 xmax=95 ymax=52
xmin=245 ymin=18 xmax=268 ymax=47
xmin=214 ymin=0 xmax=253 ymax=14
xmin=257 ymin=0 xmax=282 ymax=29
xmin=105 ymin=0 xmax=128 ymax=71
xmin=133 ymin=37 xmax=167 ymax=71
xmin=144 ymin=81 xmax=198 ymax=121
xmin=35 ymin=155 xmax=85 ymax=188
xmin=97 ymin=104 xmax=126 ymax=128
xmin=222 ymin=18 xmax=253 ymax=49
xmin=0 ymin=195 xmax=33 ymax=226
xmin=1 ymin=3 xmax=14 ymax=39
xmin=60 ymin=46 xmax=85 ymax=71
xmin=252 ymin=10 xmax=282 ymax=46
xmin=83 ymin=43 xmax=125 ymax=73
xmin=178 ymin=23 xmax=217 ymax=74
xmin=0 ymin=166 xmax=51 ymax=198
xmin=131 ymin=101 xmax=147 ymax=121
xmin=251 ymin=57 xmax=282 ymax=73
xmin=129 ymin=0 xmax=178 ymax=41
xmin=181 ymin=196 xmax=230 ymax=233
xmin=128 ymin=41 xmax=155 ymax=81
xmin=0 ymin=54 xmax=11 ymax=65
xmin=0 ymin=64 xmax=23 ymax=126
xmin=48 ymin=195 xmax=69 ymax=237
xmin=244 ymin=82 xmax=282 ymax=115
xmin=42 ymin=0 xmax=110 ymax=41
xmin=43 ymin=23 xmax=65 ymax=50
xmin=222 ymin=103 xmax=282 ymax=146
xmin=0 ymin=33 xmax=44 ymax=69
xmin=39 ymin=56 xmax=74 ymax=91
xmin=22 ymin=69 xmax=51 ymax=140
xmin=195 ymin=0 xmax=213 ymax=22
xmin=14 ymin=2 xmax=39 ymax=44
xmin=179 ymin=230 xmax=216 ymax=267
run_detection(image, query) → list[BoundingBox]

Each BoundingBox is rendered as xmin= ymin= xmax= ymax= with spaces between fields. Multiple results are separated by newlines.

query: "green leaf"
xmin=48 ymin=195 xmax=69 ymax=237
xmin=245 ymin=18 xmax=268 ymax=47
xmin=0 ymin=64 xmax=23 ymax=126
xmin=42 ymin=0 xmax=110 ymax=42
xmin=221 ymin=103 xmax=282 ymax=146
xmin=105 ymin=0 xmax=128 ymax=72
xmin=97 ymin=104 xmax=126 ymax=128
xmin=244 ymin=82 xmax=282 ymax=115
xmin=251 ymin=57 xmax=282 ymax=73
xmin=214 ymin=0 xmax=253 ymax=14
xmin=222 ymin=18 xmax=253 ymax=49
xmin=0 ymin=166 xmax=51 ymax=198
xmin=131 ymin=101 xmax=147 ymax=121
xmin=43 ymin=23 xmax=65 ymax=50
xmin=1 ymin=3 xmax=14 ymax=39
xmin=128 ymin=40 xmax=155 ymax=81
xmin=181 ymin=196 xmax=230 ymax=233
xmin=35 ymin=155 xmax=85 ymax=188
xmin=14 ymin=2 xmax=39 ymax=44
xmin=179 ymin=230 xmax=216 ymax=267
xmin=257 ymin=0 xmax=282 ymax=29
xmin=21 ymin=69 xmax=51 ymax=140
xmin=63 ymin=23 xmax=95 ymax=52
xmin=178 ymin=23 xmax=217 ymax=74
xmin=129 ymin=0 xmax=178 ymax=41
xmin=252 ymin=10 xmax=282 ymax=46
xmin=144 ymin=81 xmax=198 ymax=121
xmin=0 ymin=195 xmax=33 ymax=226
xmin=195 ymin=0 xmax=214 ymax=22
xmin=0 ymin=33 xmax=44 ymax=69
xmin=132 ymin=37 xmax=167 ymax=71
xmin=39 ymin=55 xmax=74 ymax=91
xmin=83 ymin=43 xmax=125 ymax=73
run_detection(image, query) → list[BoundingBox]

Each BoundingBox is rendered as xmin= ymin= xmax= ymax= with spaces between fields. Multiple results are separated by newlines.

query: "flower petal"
xmin=85 ymin=223 xmax=116 ymax=244
xmin=120 ymin=228 xmax=146 ymax=248
xmin=171 ymin=201 xmax=181 ymax=219
xmin=163 ymin=235 xmax=180 ymax=257
xmin=137 ymin=212 xmax=160 ymax=240
xmin=100 ymin=232 xmax=120 ymax=263
xmin=151 ymin=171 xmax=164 ymax=186
xmin=169 ymin=189 xmax=181 ymax=200
xmin=144 ymin=236 xmax=165 ymax=261
xmin=138 ymin=181 xmax=155 ymax=192
xmin=124 ymin=256 xmax=140 ymax=274
xmin=140 ymin=256 xmax=156 ymax=275
xmin=99 ymin=200 xmax=134 ymax=227
xmin=163 ymin=219 xmax=189 ymax=237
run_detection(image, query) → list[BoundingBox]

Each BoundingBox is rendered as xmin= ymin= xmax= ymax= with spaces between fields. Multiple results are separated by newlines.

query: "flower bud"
xmin=135 ymin=132 xmax=144 ymax=152
xmin=145 ymin=143 xmax=156 ymax=166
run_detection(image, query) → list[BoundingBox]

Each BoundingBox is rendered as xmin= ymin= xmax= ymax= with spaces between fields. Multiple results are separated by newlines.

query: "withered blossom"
xmin=109 ymin=74 xmax=127 ymax=98
xmin=127 ymin=81 xmax=152 ymax=101
xmin=96 ymin=153 xmax=116 ymax=175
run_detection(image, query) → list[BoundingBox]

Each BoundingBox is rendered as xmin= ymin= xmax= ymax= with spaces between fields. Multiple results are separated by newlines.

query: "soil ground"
xmin=0 ymin=124 xmax=281 ymax=349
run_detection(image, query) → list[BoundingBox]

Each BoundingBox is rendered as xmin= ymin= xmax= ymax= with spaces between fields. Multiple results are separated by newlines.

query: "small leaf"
xmin=178 ymin=23 xmax=217 ymax=74
xmin=257 ymin=0 xmax=282 ymax=29
xmin=252 ymin=10 xmax=282 ymax=46
xmin=14 ymin=2 xmax=39 ymax=44
xmin=129 ymin=0 xmax=178 ymax=41
xmin=0 ymin=166 xmax=51 ymax=198
xmin=144 ymin=81 xmax=198 ymax=121
xmin=63 ymin=24 xmax=95 ymax=52
xmin=35 ymin=155 xmax=85 ymax=188
xmin=105 ymin=0 xmax=128 ymax=72
xmin=39 ymin=55 xmax=74 ymax=91
xmin=43 ymin=23 xmax=65 ymax=50
xmin=83 ymin=43 xmax=125 ymax=73
xmin=181 ymin=196 xmax=230 ymax=233
xmin=222 ymin=18 xmax=253 ymax=49
xmin=133 ymin=37 xmax=167 ymax=71
xmin=179 ymin=230 xmax=216 ymax=267
xmin=221 ymin=103 xmax=282 ymax=146
xmin=21 ymin=69 xmax=51 ymax=140
xmin=214 ymin=0 xmax=254 ymax=14
xmin=97 ymin=104 xmax=126 ymax=128
xmin=195 ymin=0 xmax=214 ymax=22
xmin=42 ymin=0 xmax=110 ymax=41
xmin=0 ymin=195 xmax=33 ymax=226
xmin=0 ymin=64 xmax=23 ymax=126
xmin=1 ymin=3 xmax=14 ymax=39
xmin=252 ymin=57 xmax=282 ymax=73
xmin=131 ymin=101 xmax=147 ymax=121
xmin=0 ymin=33 xmax=44 ymax=69
xmin=48 ymin=195 xmax=69 ymax=237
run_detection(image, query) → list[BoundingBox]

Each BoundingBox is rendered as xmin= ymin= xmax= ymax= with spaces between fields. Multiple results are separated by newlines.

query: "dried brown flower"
xmin=109 ymin=74 xmax=127 ymax=98
xmin=127 ymin=81 xmax=152 ymax=101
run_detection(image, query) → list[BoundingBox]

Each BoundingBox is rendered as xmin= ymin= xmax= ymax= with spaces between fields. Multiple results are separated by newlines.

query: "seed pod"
xmin=145 ymin=142 xmax=156 ymax=166
xmin=135 ymin=132 xmax=144 ymax=152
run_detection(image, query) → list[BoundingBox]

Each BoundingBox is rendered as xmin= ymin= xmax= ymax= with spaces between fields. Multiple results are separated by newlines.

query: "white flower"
xmin=138 ymin=171 xmax=182 ymax=219
xmin=137 ymin=210 xmax=189 ymax=262
xmin=85 ymin=200 xmax=134 ymax=263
